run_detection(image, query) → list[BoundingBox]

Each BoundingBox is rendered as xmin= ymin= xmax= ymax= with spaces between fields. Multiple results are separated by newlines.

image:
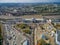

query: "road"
xmin=2 ymin=22 xmax=33 ymax=45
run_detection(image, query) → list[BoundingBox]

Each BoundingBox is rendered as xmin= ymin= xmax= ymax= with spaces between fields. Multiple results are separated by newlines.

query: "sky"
xmin=0 ymin=0 xmax=60 ymax=3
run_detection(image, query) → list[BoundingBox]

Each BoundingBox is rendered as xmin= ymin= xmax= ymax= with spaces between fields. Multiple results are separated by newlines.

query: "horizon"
xmin=0 ymin=0 xmax=60 ymax=3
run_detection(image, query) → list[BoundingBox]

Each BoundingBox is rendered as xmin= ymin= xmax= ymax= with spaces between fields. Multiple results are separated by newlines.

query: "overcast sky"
xmin=0 ymin=0 xmax=60 ymax=3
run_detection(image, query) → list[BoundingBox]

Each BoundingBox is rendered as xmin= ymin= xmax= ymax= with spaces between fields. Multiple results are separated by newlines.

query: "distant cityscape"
xmin=0 ymin=3 xmax=60 ymax=16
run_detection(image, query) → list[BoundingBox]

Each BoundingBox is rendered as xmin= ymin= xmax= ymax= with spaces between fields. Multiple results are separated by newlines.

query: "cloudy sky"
xmin=0 ymin=0 xmax=60 ymax=3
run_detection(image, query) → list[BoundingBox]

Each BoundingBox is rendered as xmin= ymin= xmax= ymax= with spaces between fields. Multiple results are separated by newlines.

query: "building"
xmin=56 ymin=30 xmax=60 ymax=45
xmin=3 ymin=24 xmax=30 ymax=45
xmin=23 ymin=18 xmax=46 ymax=24
xmin=21 ymin=40 xmax=29 ymax=45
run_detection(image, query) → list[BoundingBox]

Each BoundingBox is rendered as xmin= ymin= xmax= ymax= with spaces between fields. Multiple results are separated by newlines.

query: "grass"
xmin=23 ymin=29 xmax=31 ymax=34
xmin=16 ymin=24 xmax=30 ymax=29
xmin=53 ymin=24 xmax=60 ymax=29
xmin=16 ymin=23 xmax=31 ymax=34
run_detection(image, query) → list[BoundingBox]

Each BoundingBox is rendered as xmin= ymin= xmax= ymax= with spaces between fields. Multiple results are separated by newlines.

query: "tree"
xmin=37 ymin=39 xmax=50 ymax=45
xmin=0 ymin=24 xmax=3 ymax=45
